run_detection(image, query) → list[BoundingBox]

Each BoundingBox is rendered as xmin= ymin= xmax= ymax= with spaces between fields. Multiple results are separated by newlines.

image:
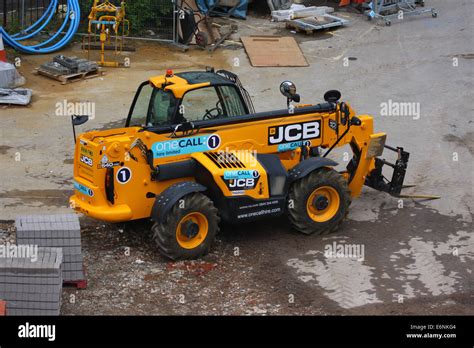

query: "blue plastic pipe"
xmin=0 ymin=0 xmax=80 ymax=54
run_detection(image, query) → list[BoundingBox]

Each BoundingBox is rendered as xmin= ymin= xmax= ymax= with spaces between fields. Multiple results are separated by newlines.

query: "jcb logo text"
xmin=268 ymin=121 xmax=321 ymax=145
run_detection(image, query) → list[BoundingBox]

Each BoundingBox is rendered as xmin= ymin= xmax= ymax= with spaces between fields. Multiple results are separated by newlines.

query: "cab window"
xmin=180 ymin=86 xmax=223 ymax=122
xmin=217 ymin=85 xmax=246 ymax=117
xmin=128 ymin=83 xmax=152 ymax=127
xmin=180 ymin=85 xmax=246 ymax=122
xmin=128 ymin=82 xmax=177 ymax=127
xmin=149 ymin=89 xmax=177 ymax=126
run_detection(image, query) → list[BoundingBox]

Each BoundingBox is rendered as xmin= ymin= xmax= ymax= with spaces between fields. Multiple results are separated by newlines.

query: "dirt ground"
xmin=0 ymin=0 xmax=473 ymax=315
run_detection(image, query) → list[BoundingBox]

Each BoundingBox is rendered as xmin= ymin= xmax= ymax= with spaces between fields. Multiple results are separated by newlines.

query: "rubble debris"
xmin=286 ymin=14 xmax=350 ymax=34
xmin=0 ymin=88 xmax=32 ymax=106
xmin=40 ymin=62 xmax=70 ymax=76
xmin=0 ymin=61 xmax=25 ymax=89
xmin=41 ymin=56 xmax=98 ymax=76
xmin=267 ymin=0 xmax=292 ymax=12
xmin=166 ymin=260 xmax=218 ymax=276
xmin=53 ymin=55 xmax=98 ymax=74
xmin=272 ymin=5 xmax=334 ymax=22
xmin=36 ymin=55 xmax=102 ymax=85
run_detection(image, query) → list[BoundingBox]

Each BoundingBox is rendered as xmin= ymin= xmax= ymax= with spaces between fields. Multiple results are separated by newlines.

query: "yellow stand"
xmin=85 ymin=0 xmax=130 ymax=68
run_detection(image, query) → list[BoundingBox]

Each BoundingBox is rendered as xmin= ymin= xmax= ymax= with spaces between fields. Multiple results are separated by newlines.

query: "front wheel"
xmin=152 ymin=193 xmax=219 ymax=260
xmin=287 ymin=168 xmax=351 ymax=235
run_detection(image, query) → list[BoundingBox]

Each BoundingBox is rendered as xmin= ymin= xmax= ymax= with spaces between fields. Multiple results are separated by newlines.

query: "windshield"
xmin=128 ymin=83 xmax=177 ymax=127
xmin=179 ymin=85 xmax=247 ymax=122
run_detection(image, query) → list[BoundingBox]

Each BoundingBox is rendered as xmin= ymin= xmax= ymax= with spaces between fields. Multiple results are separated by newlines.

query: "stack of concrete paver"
xmin=15 ymin=214 xmax=85 ymax=283
xmin=0 ymin=247 xmax=63 ymax=315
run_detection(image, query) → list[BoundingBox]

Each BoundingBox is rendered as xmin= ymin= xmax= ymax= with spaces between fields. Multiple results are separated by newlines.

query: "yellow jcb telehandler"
xmin=70 ymin=68 xmax=432 ymax=259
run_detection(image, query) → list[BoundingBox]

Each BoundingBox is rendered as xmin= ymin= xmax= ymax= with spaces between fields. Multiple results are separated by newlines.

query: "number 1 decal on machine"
xmin=117 ymin=167 xmax=132 ymax=184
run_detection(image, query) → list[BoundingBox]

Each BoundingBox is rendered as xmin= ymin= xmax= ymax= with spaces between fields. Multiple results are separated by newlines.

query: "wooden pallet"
xmin=36 ymin=68 xmax=105 ymax=85
xmin=63 ymin=279 xmax=88 ymax=289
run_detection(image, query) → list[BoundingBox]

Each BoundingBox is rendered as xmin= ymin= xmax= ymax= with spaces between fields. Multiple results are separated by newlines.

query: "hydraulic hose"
xmin=0 ymin=0 xmax=80 ymax=54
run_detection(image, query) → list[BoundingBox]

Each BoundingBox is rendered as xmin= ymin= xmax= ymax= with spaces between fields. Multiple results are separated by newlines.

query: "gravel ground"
xmin=2 ymin=201 xmax=472 ymax=316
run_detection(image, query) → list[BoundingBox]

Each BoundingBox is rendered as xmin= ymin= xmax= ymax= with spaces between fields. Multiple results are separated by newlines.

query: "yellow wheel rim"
xmin=306 ymin=186 xmax=340 ymax=222
xmin=176 ymin=212 xmax=209 ymax=249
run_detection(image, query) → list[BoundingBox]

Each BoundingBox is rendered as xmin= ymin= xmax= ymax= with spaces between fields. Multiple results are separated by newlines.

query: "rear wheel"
xmin=152 ymin=193 xmax=219 ymax=260
xmin=288 ymin=168 xmax=351 ymax=235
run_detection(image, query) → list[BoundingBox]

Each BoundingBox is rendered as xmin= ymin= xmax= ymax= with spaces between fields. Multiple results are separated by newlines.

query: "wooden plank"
xmin=241 ymin=36 xmax=308 ymax=67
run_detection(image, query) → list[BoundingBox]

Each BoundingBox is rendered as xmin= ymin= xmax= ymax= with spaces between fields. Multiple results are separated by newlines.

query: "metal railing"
xmin=1 ymin=0 xmax=176 ymax=42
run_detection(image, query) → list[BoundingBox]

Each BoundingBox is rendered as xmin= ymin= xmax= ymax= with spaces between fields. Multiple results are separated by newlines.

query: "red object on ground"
xmin=339 ymin=0 xmax=365 ymax=5
xmin=0 ymin=300 xmax=6 ymax=316
xmin=63 ymin=279 xmax=88 ymax=289
xmin=0 ymin=34 xmax=7 ymax=62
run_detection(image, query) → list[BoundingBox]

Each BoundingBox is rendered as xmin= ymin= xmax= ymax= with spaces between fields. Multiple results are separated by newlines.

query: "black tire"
xmin=287 ymin=168 xmax=351 ymax=235
xmin=152 ymin=193 xmax=219 ymax=260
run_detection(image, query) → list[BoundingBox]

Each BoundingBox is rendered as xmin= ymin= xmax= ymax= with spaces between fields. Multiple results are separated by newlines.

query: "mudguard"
xmin=151 ymin=181 xmax=207 ymax=223
xmin=288 ymin=157 xmax=338 ymax=183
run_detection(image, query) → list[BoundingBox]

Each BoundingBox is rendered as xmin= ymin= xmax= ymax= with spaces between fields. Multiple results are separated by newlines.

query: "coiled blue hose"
xmin=0 ymin=0 xmax=80 ymax=54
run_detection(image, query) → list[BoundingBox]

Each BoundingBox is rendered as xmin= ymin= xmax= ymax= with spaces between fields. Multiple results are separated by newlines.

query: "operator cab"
xmin=126 ymin=69 xmax=255 ymax=129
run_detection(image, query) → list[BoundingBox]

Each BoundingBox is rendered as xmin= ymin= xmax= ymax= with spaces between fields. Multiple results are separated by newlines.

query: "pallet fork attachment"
xmin=365 ymin=145 xmax=440 ymax=200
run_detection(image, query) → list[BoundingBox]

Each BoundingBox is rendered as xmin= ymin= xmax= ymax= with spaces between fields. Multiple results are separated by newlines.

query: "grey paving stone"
xmin=7 ymin=307 xmax=60 ymax=316
xmin=0 ymin=246 xmax=63 ymax=315
xmin=63 ymin=269 xmax=85 ymax=281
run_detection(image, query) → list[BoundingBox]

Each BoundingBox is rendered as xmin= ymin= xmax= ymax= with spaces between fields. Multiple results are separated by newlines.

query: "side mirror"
xmin=72 ymin=115 xmax=89 ymax=126
xmin=280 ymin=81 xmax=301 ymax=106
xmin=324 ymin=90 xmax=341 ymax=103
xmin=71 ymin=115 xmax=89 ymax=144
xmin=340 ymin=102 xmax=350 ymax=126
xmin=280 ymin=81 xmax=297 ymax=98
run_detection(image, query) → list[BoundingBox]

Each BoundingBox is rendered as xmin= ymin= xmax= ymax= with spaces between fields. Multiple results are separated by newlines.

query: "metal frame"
xmin=1 ymin=0 xmax=178 ymax=43
xmin=366 ymin=0 xmax=437 ymax=26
